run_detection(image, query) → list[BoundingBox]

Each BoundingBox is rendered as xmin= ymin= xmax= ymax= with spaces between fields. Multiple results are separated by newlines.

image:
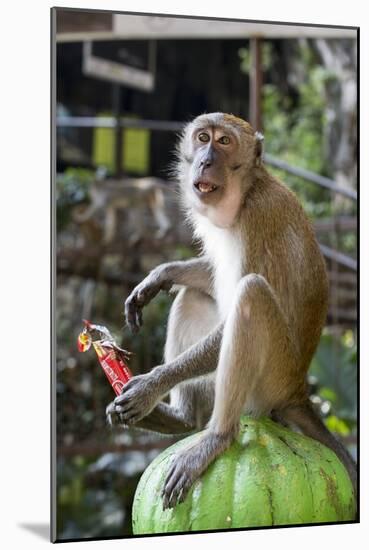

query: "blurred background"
xmin=54 ymin=8 xmax=358 ymax=541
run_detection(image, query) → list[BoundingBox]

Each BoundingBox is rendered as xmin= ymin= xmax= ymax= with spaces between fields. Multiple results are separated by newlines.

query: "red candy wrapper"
xmin=77 ymin=320 xmax=132 ymax=396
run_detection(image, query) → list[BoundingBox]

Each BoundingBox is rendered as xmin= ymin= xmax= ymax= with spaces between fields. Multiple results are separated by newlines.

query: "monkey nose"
xmin=200 ymin=159 xmax=212 ymax=169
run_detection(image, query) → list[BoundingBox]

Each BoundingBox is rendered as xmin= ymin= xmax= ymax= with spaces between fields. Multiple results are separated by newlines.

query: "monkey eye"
xmin=198 ymin=132 xmax=210 ymax=143
xmin=218 ymin=135 xmax=231 ymax=145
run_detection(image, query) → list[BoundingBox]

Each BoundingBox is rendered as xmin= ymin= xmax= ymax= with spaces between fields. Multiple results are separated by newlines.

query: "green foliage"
xmin=239 ymin=43 xmax=273 ymax=74
xmin=325 ymin=416 xmax=351 ymax=437
xmin=262 ymin=67 xmax=333 ymax=217
xmin=340 ymin=231 xmax=357 ymax=255
xmin=310 ymin=329 xmax=357 ymax=436
xmin=57 ymin=455 xmax=136 ymax=539
xmin=239 ymin=42 xmax=336 ymax=219
xmin=56 ymin=167 xmax=95 ymax=230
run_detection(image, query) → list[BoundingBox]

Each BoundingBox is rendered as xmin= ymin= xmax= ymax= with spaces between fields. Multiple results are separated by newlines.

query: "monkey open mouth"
xmin=194 ymin=180 xmax=218 ymax=194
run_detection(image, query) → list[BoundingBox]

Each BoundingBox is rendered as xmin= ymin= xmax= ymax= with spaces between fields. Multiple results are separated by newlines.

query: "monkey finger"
xmin=162 ymin=472 xmax=187 ymax=510
xmin=114 ymin=388 xmax=129 ymax=400
xmin=106 ymin=402 xmax=124 ymax=423
xmin=162 ymin=467 xmax=179 ymax=499
xmin=114 ymin=387 xmax=135 ymax=403
xmin=124 ymin=296 xmax=135 ymax=318
xmin=167 ymin=473 xmax=188 ymax=508
xmin=119 ymin=411 xmax=138 ymax=423
xmin=106 ymin=412 xmax=114 ymax=427
xmin=114 ymin=399 xmax=133 ymax=412
xmin=163 ymin=460 xmax=177 ymax=488
xmin=106 ymin=410 xmax=120 ymax=427
xmin=113 ymin=404 xmax=135 ymax=415
xmin=162 ymin=483 xmax=175 ymax=510
xmin=125 ymin=316 xmax=137 ymax=334
xmin=168 ymin=480 xmax=187 ymax=509
xmin=127 ymin=300 xmax=141 ymax=328
xmin=117 ymin=396 xmax=139 ymax=411
xmin=122 ymin=412 xmax=142 ymax=426
xmin=177 ymin=484 xmax=190 ymax=505
xmin=163 ymin=463 xmax=180 ymax=498
xmin=105 ymin=401 xmax=116 ymax=415
xmin=125 ymin=413 xmax=142 ymax=425
xmin=116 ymin=379 xmax=133 ymax=395
xmin=127 ymin=318 xmax=139 ymax=334
xmin=118 ymin=378 xmax=147 ymax=398
xmin=114 ymin=391 xmax=139 ymax=408
xmin=117 ymin=401 xmax=140 ymax=415
xmin=136 ymin=308 xmax=143 ymax=328
xmin=125 ymin=300 xmax=140 ymax=332
xmin=136 ymin=287 xmax=147 ymax=305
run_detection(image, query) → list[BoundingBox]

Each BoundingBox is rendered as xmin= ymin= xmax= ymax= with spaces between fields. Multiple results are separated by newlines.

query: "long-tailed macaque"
xmin=106 ymin=113 xmax=357 ymax=510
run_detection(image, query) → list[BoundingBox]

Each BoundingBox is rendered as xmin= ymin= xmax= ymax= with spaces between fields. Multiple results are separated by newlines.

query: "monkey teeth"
xmin=196 ymin=182 xmax=218 ymax=193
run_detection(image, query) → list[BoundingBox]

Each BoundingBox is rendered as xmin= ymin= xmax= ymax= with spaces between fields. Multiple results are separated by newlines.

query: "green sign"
xmin=93 ymin=115 xmax=150 ymax=174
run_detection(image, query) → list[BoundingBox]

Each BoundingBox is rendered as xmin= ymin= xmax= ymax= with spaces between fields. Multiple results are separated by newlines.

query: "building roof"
xmin=56 ymin=12 xmax=358 ymax=42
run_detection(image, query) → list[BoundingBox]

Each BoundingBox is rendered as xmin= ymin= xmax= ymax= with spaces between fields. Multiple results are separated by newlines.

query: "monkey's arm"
xmin=154 ymin=323 xmax=223 ymax=387
xmin=110 ymin=323 xmax=223 ymax=425
xmin=125 ymin=258 xmax=213 ymax=332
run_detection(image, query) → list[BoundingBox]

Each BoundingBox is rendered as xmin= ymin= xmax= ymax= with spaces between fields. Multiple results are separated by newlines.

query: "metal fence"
xmin=56 ymin=115 xmax=357 ymax=276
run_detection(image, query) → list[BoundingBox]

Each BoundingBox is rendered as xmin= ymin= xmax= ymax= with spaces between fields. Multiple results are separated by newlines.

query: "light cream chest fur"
xmin=193 ymin=215 xmax=244 ymax=320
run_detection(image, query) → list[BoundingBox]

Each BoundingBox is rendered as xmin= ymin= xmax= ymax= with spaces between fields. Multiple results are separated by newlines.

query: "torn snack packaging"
xmin=77 ymin=320 xmax=132 ymax=396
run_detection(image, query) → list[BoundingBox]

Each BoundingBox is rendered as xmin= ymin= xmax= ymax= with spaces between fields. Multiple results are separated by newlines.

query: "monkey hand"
xmin=161 ymin=431 xmax=232 ymax=509
xmin=106 ymin=400 xmax=126 ymax=428
xmin=125 ymin=268 xmax=171 ymax=333
xmin=107 ymin=373 xmax=161 ymax=426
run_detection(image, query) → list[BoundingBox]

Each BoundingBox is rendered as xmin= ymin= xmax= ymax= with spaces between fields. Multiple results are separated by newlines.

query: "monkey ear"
xmin=254 ymin=132 xmax=264 ymax=166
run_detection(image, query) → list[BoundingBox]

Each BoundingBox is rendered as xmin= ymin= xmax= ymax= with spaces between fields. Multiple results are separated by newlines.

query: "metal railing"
xmin=264 ymin=153 xmax=357 ymax=201
xmin=56 ymin=115 xmax=358 ymax=271
xmin=56 ymin=116 xmax=184 ymax=132
xmin=319 ymin=244 xmax=357 ymax=271
xmin=56 ymin=115 xmax=356 ymax=198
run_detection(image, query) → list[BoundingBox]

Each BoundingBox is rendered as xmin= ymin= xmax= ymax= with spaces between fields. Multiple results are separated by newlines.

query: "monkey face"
xmin=177 ymin=113 xmax=261 ymax=228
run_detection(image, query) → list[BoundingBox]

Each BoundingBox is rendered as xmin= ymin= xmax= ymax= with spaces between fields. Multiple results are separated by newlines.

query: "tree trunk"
xmin=314 ymin=38 xmax=357 ymax=209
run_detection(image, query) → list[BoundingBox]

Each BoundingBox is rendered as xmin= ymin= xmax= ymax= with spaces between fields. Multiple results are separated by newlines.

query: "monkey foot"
xmin=161 ymin=431 xmax=232 ymax=510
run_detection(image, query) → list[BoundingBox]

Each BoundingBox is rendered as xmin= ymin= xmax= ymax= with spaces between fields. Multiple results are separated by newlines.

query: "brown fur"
xmin=241 ymin=167 xmax=329 ymax=372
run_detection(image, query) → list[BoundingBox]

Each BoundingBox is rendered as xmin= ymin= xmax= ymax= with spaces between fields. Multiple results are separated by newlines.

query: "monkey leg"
xmin=209 ymin=274 xmax=303 ymax=429
xmin=165 ymin=287 xmax=219 ymax=430
xmin=162 ymin=273 xmax=303 ymax=509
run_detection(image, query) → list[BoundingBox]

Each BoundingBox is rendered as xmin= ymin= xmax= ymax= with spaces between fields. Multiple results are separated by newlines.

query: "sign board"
xmin=82 ymin=41 xmax=155 ymax=92
xmin=92 ymin=114 xmax=150 ymax=174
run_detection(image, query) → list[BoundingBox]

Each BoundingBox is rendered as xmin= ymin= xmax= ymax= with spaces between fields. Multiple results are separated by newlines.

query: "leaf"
xmin=325 ymin=415 xmax=351 ymax=436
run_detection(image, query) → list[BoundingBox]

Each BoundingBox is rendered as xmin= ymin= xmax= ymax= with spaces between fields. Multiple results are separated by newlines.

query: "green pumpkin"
xmin=132 ymin=417 xmax=355 ymax=534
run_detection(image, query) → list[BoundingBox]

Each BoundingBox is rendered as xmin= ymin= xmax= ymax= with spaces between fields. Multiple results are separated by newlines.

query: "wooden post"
xmin=249 ymin=36 xmax=262 ymax=132
xmin=112 ymin=83 xmax=123 ymax=176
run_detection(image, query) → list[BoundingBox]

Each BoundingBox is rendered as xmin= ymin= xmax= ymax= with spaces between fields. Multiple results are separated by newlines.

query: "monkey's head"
xmin=176 ymin=112 xmax=263 ymax=228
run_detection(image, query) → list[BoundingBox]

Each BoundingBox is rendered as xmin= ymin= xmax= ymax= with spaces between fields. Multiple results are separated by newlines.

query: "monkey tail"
xmin=277 ymin=402 xmax=357 ymax=497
